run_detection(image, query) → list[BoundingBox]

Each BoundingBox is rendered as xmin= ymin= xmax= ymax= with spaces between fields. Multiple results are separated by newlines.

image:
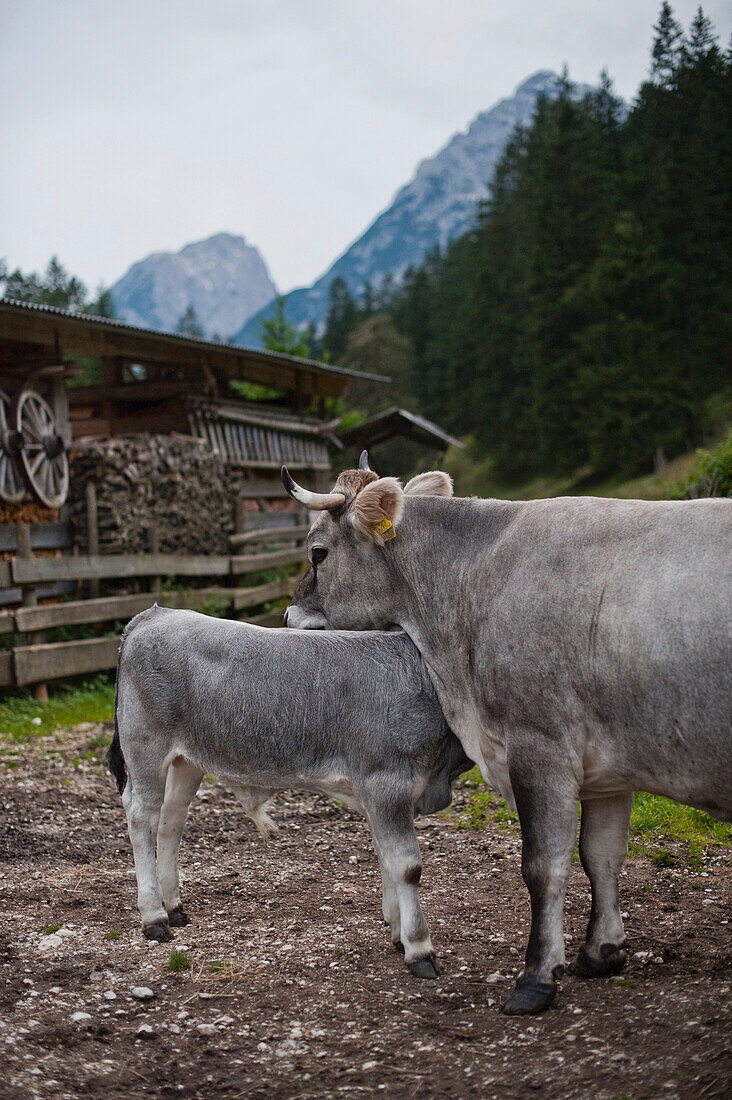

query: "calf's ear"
xmin=353 ymin=476 xmax=404 ymax=540
xmin=403 ymin=471 xmax=453 ymax=497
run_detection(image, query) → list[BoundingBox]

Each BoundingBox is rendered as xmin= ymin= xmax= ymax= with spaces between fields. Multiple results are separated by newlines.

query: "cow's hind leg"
xmin=122 ymin=769 xmax=170 ymax=942
xmin=503 ymin=738 xmax=579 ymax=1015
xmin=571 ymin=791 xmax=632 ymax=978
xmin=365 ymin=792 xmax=438 ymax=979
xmin=156 ymin=757 xmax=205 ymax=927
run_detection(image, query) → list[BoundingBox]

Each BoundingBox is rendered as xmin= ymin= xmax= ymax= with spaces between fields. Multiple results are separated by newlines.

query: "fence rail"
xmin=0 ymin=523 xmax=308 ymax=694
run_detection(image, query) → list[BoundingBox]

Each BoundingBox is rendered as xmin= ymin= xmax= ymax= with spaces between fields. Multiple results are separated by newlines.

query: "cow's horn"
xmin=281 ymin=466 xmax=346 ymax=509
xmin=358 ymin=450 xmax=372 ymax=472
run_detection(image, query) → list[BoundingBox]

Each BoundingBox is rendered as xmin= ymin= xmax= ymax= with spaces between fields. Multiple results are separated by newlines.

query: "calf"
xmin=108 ymin=605 xmax=472 ymax=978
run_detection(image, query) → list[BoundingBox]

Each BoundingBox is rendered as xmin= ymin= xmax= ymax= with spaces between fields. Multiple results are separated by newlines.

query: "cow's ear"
xmin=403 ymin=471 xmax=453 ymax=498
xmin=353 ymin=477 xmax=404 ymax=540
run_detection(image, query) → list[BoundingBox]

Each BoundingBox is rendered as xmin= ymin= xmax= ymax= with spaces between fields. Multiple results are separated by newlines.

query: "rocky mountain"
xmin=111 ymin=233 xmax=276 ymax=339
xmin=236 ymin=71 xmax=586 ymax=346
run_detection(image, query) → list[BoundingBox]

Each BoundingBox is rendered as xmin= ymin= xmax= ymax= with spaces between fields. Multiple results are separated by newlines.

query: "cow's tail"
xmin=106 ymin=627 xmax=129 ymax=795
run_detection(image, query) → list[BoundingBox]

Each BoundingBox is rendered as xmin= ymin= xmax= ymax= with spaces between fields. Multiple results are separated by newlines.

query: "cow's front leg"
xmin=156 ymin=758 xmax=204 ymax=926
xmin=571 ymin=791 xmax=633 ymax=977
xmin=503 ymin=742 xmax=579 ymax=1015
xmin=365 ymin=794 xmax=438 ymax=978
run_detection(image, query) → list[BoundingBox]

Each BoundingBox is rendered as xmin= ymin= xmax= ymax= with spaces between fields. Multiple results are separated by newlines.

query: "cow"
xmin=108 ymin=605 xmax=472 ymax=978
xmin=282 ymin=453 xmax=732 ymax=1014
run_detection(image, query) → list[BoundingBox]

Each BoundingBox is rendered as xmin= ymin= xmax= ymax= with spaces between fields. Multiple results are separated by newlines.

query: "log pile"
xmin=69 ymin=434 xmax=235 ymax=555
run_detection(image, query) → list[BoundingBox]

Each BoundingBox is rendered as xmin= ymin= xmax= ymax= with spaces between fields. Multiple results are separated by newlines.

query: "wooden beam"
xmin=230 ymin=548 xmax=306 ymax=573
xmin=14 ymin=635 xmax=121 ymax=686
xmin=12 ymin=552 xmax=231 ymax=585
xmin=231 ymin=577 xmax=299 ymax=612
xmin=229 ymin=524 xmax=310 ymax=548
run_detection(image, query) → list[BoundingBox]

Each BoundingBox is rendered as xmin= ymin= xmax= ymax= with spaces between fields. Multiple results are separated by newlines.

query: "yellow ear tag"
xmin=375 ymin=516 xmax=396 ymax=540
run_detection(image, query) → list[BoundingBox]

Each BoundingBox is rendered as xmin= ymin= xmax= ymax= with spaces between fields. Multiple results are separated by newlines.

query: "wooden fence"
xmin=0 ymin=521 xmax=308 ymax=697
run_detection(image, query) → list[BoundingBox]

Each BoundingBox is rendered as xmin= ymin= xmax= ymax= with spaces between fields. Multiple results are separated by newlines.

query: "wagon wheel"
xmin=13 ymin=389 xmax=69 ymax=508
xmin=0 ymin=389 xmax=27 ymax=503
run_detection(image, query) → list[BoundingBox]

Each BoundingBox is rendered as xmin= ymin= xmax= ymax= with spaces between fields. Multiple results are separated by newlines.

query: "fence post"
xmin=86 ymin=481 xmax=100 ymax=599
xmin=148 ymin=525 xmax=161 ymax=595
xmin=17 ymin=524 xmax=48 ymax=702
xmin=232 ymin=500 xmax=247 ymax=589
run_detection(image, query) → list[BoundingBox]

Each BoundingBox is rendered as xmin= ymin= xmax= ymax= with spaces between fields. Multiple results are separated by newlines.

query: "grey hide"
xmin=282 ymin=462 xmax=732 ymax=1014
xmin=109 ymin=606 xmax=472 ymax=978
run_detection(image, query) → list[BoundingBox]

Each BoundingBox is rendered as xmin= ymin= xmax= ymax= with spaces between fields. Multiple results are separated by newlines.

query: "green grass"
xmin=0 ymin=675 xmax=115 ymax=744
xmin=104 ymin=929 xmax=122 ymax=940
xmin=453 ymin=768 xmax=731 ymax=862
xmin=168 ymin=950 xmax=191 ymax=973
xmin=43 ymin=923 xmax=60 ymax=934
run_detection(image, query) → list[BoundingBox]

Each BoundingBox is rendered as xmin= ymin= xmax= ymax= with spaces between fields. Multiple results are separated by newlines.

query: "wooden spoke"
xmin=0 ymin=389 xmax=26 ymax=503
xmin=13 ymin=389 xmax=69 ymax=509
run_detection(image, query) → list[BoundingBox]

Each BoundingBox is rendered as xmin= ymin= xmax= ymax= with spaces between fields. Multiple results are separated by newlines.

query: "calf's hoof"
xmin=143 ymin=921 xmax=173 ymax=943
xmin=168 ymin=906 xmax=189 ymax=928
xmin=570 ymin=942 xmax=627 ymax=979
xmin=501 ymin=975 xmax=557 ymax=1015
xmin=408 ymin=954 xmax=440 ymax=979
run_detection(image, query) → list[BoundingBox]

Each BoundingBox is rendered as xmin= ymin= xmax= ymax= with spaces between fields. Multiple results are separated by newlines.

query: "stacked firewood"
xmin=69 ymin=434 xmax=234 ymax=554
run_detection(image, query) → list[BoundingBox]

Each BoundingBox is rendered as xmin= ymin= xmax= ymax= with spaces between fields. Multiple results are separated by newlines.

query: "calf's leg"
xmin=156 ymin=757 xmax=204 ymax=926
xmin=370 ymin=832 xmax=401 ymax=947
xmin=571 ymin=791 xmax=633 ymax=977
xmin=122 ymin=771 xmax=170 ymax=941
xmin=503 ymin=738 xmax=579 ymax=1015
xmin=365 ymin=794 xmax=438 ymax=978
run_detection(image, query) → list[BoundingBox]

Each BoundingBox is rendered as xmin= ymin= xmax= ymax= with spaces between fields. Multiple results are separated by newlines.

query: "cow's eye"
xmin=311 ymin=547 xmax=328 ymax=567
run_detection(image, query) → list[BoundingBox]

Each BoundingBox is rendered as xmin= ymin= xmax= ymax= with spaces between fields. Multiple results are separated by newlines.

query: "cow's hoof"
xmin=143 ymin=921 xmax=172 ymax=943
xmin=393 ymin=940 xmax=405 ymax=955
xmin=570 ymin=943 xmax=627 ymax=978
xmin=501 ymin=975 xmax=556 ymax=1015
xmin=168 ymin=906 xmax=189 ymax=928
xmin=409 ymin=954 xmax=440 ymax=979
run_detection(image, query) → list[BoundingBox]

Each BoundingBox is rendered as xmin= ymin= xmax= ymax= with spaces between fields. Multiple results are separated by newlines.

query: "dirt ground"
xmin=0 ymin=723 xmax=729 ymax=1100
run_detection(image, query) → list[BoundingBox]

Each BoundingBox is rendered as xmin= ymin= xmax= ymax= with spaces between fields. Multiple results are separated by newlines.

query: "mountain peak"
xmin=237 ymin=69 xmax=588 ymax=345
xmin=111 ymin=233 xmax=276 ymax=338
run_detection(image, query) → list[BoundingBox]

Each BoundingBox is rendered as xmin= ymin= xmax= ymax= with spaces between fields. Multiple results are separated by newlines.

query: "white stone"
xmin=136 ymin=1024 xmax=155 ymax=1039
xmin=37 ymin=934 xmax=63 ymax=953
xmin=70 ymin=1012 xmax=92 ymax=1023
xmin=197 ymin=1024 xmax=217 ymax=1037
xmin=486 ymin=971 xmax=504 ymax=983
xmin=103 ymin=991 xmax=116 ymax=1001
xmin=131 ymin=986 xmax=155 ymax=1001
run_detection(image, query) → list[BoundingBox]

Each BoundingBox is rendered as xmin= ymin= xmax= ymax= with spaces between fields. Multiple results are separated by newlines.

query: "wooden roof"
xmin=337 ymin=407 xmax=463 ymax=451
xmin=0 ymin=298 xmax=389 ymax=400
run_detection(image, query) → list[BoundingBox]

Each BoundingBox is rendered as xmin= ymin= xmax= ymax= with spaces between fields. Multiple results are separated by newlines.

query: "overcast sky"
xmin=1 ymin=0 xmax=729 ymax=295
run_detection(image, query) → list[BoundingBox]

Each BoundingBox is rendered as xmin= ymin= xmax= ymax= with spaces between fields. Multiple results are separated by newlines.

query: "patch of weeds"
xmin=613 ymin=979 xmax=637 ymax=988
xmin=630 ymin=792 xmax=730 ymax=863
xmin=449 ymin=769 xmax=520 ymax=831
xmin=204 ymin=774 xmax=217 ymax=785
xmin=43 ymin=923 xmax=60 ymax=934
xmin=0 ymin=674 xmax=115 ymax=743
xmin=168 ymin=950 xmax=191 ymax=972
xmin=651 ymin=849 xmax=677 ymax=869
xmin=105 ymin=930 xmax=122 ymax=940
xmin=209 ymin=960 xmax=227 ymax=973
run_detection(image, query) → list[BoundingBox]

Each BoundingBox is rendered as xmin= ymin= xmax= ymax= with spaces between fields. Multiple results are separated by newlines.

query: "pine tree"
xmin=322 ymin=278 xmax=358 ymax=363
xmin=259 ymin=296 xmax=311 ymax=357
xmin=651 ymin=2 xmax=683 ymax=87
xmin=176 ymin=305 xmax=205 ymax=338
